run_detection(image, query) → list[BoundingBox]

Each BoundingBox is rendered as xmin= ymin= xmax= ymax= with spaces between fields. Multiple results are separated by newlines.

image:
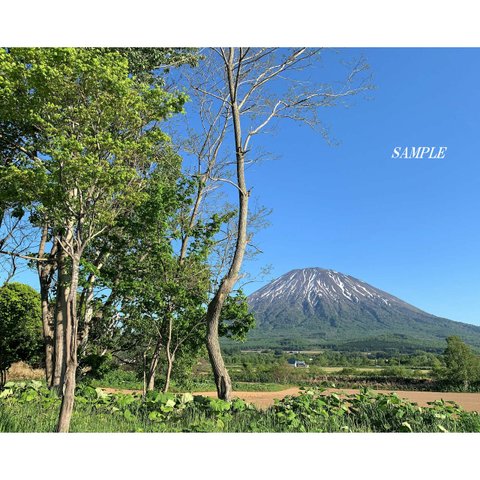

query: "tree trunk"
xmin=206 ymin=289 xmax=233 ymax=400
xmin=39 ymin=279 xmax=55 ymax=386
xmin=56 ymin=254 xmax=80 ymax=432
xmin=146 ymin=339 xmax=162 ymax=391
xmin=52 ymin=300 xmax=65 ymax=390
xmin=142 ymin=351 xmax=147 ymax=398
xmin=78 ymin=250 xmax=108 ymax=357
xmin=205 ymin=49 xmax=249 ymax=401
xmin=78 ymin=282 xmax=95 ymax=357
xmin=163 ymin=318 xmax=174 ymax=393
xmin=0 ymin=368 xmax=6 ymax=388
xmin=163 ymin=353 xmax=174 ymax=393
xmin=146 ymin=357 xmax=159 ymax=391
xmin=52 ymin=246 xmax=69 ymax=392
xmin=41 ymin=300 xmax=55 ymax=386
xmin=37 ymin=227 xmax=57 ymax=386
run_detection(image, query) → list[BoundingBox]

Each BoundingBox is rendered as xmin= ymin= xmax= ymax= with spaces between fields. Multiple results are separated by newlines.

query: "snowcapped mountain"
xmin=250 ymin=268 xmax=418 ymax=311
xmin=247 ymin=268 xmax=480 ymax=351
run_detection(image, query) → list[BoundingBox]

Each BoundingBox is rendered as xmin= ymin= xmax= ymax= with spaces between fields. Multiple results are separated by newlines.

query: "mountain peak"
xmin=250 ymin=267 xmax=395 ymax=308
xmin=247 ymin=267 xmax=480 ymax=351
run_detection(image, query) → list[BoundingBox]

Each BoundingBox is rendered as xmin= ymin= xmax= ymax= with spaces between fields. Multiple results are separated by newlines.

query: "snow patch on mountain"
xmin=250 ymin=268 xmax=397 ymax=308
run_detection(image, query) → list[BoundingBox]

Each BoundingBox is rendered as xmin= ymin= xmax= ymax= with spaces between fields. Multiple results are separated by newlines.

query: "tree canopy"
xmin=436 ymin=336 xmax=480 ymax=389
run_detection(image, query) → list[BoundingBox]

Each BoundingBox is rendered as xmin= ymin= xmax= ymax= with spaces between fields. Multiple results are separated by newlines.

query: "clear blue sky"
xmin=242 ymin=48 xmax=480 ymax=326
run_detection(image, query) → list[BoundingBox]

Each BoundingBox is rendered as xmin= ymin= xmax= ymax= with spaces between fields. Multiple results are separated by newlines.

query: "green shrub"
xmin=88 ymin=368 xmax=141 ymax=389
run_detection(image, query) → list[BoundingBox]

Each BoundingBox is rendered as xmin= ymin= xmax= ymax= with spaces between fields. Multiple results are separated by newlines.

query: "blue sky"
xmin=242 ymin=48 xmax=480 ymax=326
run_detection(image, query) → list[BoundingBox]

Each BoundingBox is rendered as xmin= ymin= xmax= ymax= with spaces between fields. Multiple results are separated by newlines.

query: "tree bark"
xmin=56 ymin=254 xmax=80 ymax=432
xmin=40 ymin=286 xmax=55 ymax=386
xmin=205 ymin=49 xmax=249 ymax=401
xmin=142 ymin=351 xmax=147 ymax=398
xmin=206 ymin=288 xmax=233 ymax=400
xmin=163 ymin=355 xmax=174 ymax=393
xmin=52 ymin=246 xmax=69 ymax=392
xmin=78 ymin=279 xmax=96 ymax=359
xmin=78 ymin=250 xmax=108 ymax=357
xmin=163 ymin=317 xmax=174 ymax=393
xmin=37 ymin=227 xmax=57 ymax=386
xmin=146 ymin=338 xmax=163 ymax=391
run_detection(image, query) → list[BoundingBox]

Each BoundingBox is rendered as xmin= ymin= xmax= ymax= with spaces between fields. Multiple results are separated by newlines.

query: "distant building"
xmin=294 ymin=361 xmax=309 ymax=368
xmin=288 ymin=359 xmax=309 ymax=368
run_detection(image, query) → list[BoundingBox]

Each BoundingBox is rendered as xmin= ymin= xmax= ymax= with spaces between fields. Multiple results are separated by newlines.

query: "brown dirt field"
xmin=194 ymin=388 xmax=480 ymax=412
xmin=194 ymin=388 xmax=300 ymax=409
xmin=99 ymin=386 xmax=480 ymax=412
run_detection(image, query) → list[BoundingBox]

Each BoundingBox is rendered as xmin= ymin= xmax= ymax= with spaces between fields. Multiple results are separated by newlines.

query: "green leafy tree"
xmin=0 ymin=283 xmax=42 ymax=387
xmin=0 ymin=48 xmax=187 ymax=431
xmin=101 ymin=175 xmax=225 ymax=392
xmin=435 ymin=336 xmax=480 ymax=390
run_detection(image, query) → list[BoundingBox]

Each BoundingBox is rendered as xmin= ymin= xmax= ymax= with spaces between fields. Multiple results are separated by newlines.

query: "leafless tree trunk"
xmin=205 ymin=49 xmax=250 ymax=400
xmin=187 ymin=48 xmax=371 ymax=400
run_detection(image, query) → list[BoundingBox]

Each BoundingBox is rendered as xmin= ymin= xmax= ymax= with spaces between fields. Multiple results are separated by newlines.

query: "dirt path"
xmin=194 ymin=388 xmax=300 ymax=409
xmin=100 ymin=387 xmax=480 ymax=412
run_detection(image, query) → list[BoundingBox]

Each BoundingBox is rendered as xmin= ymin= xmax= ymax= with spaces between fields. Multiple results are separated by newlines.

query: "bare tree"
xmin=178 ymin=48 xmax=371 ymax=400
xmin=0 ymin=210 xmax=39 ymax=283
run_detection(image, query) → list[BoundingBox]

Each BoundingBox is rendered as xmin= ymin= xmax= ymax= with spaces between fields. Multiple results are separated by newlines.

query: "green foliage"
xmin=96 ymin=172 xmax=250 ymax=384
xmin=0 ymin=283 xmax=42 ymax=380
xmin=435 ymin=336 xmax=480 ymax=389
xmin=88 ymin=369 xmax=142 ymax=390
xmin=109 ymin=48 xmax=199 ymax=81
xmin=0 ymin=48 xmax=202 ymax=397
xmin=271 ymin=387 xmax=480 ymax=433
xmin=0 ymin=47 xmax=187 ymax=265
xmin=219 ymin=290 xmax=256 ymax=341
xmin=81 ymin=353 xmax=115 ymax=380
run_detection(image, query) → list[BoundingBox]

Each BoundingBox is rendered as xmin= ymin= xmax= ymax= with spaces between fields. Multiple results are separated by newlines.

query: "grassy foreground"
xmin=1 ymin=381 xmax=480 ymax=433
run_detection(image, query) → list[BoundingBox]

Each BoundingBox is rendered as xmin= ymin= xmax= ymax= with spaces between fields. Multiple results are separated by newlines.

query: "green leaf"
xmin=30 ymin=380 xmax=43 ymax=390
xmin=0 ymin=389 xmax=13 ymax=399
xmin=148 ymin=411 xmax=163 ymax=421
xmin=180 ymin=392 xmax=194 ymax=404
xmin=123 ymin=409 xmax=135 ymax=421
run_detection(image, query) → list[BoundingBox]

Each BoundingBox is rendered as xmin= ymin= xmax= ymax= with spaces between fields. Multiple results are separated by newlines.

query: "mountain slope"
xmin=246 ymin=268 xmax=480 ymax=352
